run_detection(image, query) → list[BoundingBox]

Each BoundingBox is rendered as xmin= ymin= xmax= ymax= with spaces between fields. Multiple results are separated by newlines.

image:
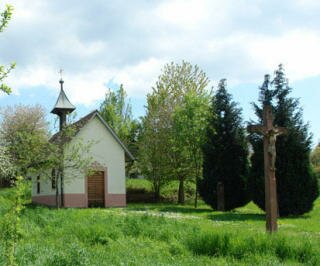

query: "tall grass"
xmin=0 ymin=205 xmax=318 ymax=265
xmin=1 ymin=187 xmax=319 ymax=265
xmin=187 ymin=231 xmax=318 ymax=264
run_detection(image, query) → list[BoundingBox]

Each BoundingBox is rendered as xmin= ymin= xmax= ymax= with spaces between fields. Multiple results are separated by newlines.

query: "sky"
xmin=0 ymin=0 xmax=320 ymax=144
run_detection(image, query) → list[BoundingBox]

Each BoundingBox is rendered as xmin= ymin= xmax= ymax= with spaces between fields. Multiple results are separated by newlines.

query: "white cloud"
xmin=7 ymin=65 xmax=57 ymax=90
xmin=295 ymin=0 xmax=320 ymax=9
xmin=57 ymin=37 xmax=106 ymax=58
xmin=6 ymin=65 xmax=112 ymax=105
xmin=5 ymin=58 xmax=166 ymax=105
xmin=2 ymin=0 xmax=320 ymax=106
xmin=113 ymin=57 xmax=166 ymax=96
xmin=248 ymin=30 xmax=320 ymax=80
xmin=155 ymin=0 xmax=210 ymax=29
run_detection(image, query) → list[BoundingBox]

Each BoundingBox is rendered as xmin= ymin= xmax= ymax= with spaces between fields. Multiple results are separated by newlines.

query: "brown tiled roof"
xmin=50 ymin=110 xmax=97 ymax=144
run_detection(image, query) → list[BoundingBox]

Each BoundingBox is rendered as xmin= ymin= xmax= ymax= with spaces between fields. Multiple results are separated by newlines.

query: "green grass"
xmin=126 ymin=178 xmax=153 ymax=192
xmin=1 ymin=187 xmax=320 ymax=265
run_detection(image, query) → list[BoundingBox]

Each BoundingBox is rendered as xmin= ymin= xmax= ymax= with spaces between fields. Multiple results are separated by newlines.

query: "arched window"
xmin=37 ymin=175 xmax=40 ymax=194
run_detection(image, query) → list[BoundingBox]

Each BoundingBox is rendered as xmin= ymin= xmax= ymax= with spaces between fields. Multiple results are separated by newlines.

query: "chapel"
xmin=32 ymin=78 xmax=133 ymax=207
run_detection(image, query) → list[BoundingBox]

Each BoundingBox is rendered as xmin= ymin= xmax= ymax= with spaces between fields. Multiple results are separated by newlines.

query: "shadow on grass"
xmin=24 ymin=203 xmax=42 ymax=209
xmin=208 ymin=212 xmax=310 ymax=222
xmin=280 ymin=214 xmax=311 ymax=220
xmin=127 ymin=204 xmax=268 ymax=222
xmin=208 ymin=212 xmax=265 ymax=222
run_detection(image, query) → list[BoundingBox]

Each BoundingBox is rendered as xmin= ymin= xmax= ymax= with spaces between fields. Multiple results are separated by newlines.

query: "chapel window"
xmin=37 ymin=175 xmax=40 ymax=194
xmin=51 ymin=169 xmax=56 ymax=189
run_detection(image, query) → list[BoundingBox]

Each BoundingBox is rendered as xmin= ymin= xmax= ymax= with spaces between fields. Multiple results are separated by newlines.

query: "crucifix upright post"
xmin=248 ymin=105 xmax=286 ymax=233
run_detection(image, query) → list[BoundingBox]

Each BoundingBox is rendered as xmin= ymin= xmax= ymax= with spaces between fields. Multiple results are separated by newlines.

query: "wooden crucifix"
xmin=248 ymin=105 xmax=287 ymax=233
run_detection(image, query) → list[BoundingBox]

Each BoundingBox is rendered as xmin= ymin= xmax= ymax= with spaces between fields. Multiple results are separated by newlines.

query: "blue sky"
xmin=0 ymin=0 xmax=320 ymax=144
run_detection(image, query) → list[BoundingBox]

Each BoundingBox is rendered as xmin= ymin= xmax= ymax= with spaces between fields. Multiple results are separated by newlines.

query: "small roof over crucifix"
xmin=51 ymin=69 xmax=76 ymax=115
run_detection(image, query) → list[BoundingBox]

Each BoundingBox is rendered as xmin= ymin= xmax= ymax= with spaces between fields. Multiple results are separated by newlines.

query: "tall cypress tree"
xmin=199 ymin=79 xmax=249 ymax=211
xmin=250 ymin=64 xmax=319 ymax=216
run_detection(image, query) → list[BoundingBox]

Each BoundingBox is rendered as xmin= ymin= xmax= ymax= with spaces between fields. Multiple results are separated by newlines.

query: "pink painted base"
xmin=32 ymin=193 xmax=126 ymax=208
xmin=64 ymin=194 xmax=87 ymax=207
xmin=32 ymin=195 xmax=56 ymax=206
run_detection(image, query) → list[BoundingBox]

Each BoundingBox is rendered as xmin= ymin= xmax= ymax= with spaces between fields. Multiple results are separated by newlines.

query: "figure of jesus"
xmin=267 ymin=128 xmax=284 ymax=172
xmin=267 ymin=131 xmax=277 ymax=171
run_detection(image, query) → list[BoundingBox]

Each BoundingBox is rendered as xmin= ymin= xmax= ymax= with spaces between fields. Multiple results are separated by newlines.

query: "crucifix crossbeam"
xmin=248 ymin=105 xmax=287 ymax=233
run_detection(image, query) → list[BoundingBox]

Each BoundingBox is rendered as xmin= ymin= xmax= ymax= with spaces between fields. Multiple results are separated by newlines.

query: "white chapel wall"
xmin=64 ymin=116 xmax=126 ymax=194
xmin=31 ymin=170 xmax=55 ymax=196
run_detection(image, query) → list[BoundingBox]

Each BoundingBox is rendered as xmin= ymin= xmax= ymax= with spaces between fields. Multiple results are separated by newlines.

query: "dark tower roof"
xmin=51 ymin=79 xmax=76 ymax=115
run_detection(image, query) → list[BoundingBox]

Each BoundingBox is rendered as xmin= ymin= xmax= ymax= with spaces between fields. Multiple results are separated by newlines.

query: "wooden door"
xmin=88 ymin=171 xmax=105 ymax=207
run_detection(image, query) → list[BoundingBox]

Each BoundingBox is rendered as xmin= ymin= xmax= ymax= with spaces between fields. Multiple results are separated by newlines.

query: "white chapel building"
xmin=32 ymin=79 xmax=133 ymax=207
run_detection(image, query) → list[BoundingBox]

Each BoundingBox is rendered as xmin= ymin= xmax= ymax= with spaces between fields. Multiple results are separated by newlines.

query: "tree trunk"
xmin=55 ymin=174 xmax=59 ymax=208
xmin=59 ymin=145 xmax=65 ymax=208
xmin=153 ymin=182 xmax=160 ymax=203
xmin=217 ymin=181 xmax=225 ymax=211
xmin=60 ymin=168 xmax=64 ymax=207
xmin=178 ymin=178 xmax=185 ymax=204
xmin=194 ymin=180 xmax=198 ymax=208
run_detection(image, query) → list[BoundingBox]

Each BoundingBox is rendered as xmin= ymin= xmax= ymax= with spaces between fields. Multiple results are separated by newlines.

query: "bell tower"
xmin=51 ymin=72 xmax=75 ymax=131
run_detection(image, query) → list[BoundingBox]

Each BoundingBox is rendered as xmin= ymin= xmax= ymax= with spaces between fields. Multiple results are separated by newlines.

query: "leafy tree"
xmin=172 ymin=89 xmax=210 ymax=207
xmin=48 ymin=122 xmax=94 ymax=208
xmin=138 ymin=92 xmax=172 ymax=201
xmin=249 ymin=64 xmax=319 ymax=216
xmin=100 ymin=84 xmax=135 ymax=144
xmin=99 ymin=84 xmax=139 ymax=176
xmin=199 ymin=79 xmax=249 ymax=211
xmin=0 ymin=146 xmax=14 ymax=186
xmin=0 ymin=3 xmax=15 ymax=94
xmin=311 ymin=144 xmax=320 ymax=179
xmin=0 ymin=5 xmax=23 ymax=266
xmin=144 ymin=61 xmax=210 ymax=204
xmin=0 ymin=105 xmax=51 ymax=177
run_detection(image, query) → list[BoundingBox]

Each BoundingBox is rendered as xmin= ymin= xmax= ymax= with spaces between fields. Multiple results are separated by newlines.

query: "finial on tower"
xmin=59 ymin=68 xmax=64 ymax=80
xmin=58 ymin=68 xmax=64 ymax=89
xmin=51 ymin=70 xmax=76 ymax=130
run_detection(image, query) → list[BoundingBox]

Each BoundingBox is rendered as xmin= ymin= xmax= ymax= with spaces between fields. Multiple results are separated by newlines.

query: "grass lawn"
xmin=0 ymin=186 xmax=319 ymax=265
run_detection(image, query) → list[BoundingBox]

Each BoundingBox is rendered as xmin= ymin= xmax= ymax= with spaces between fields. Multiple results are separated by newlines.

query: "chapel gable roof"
xmin=50 ymin=110 xmax=134 ymax=160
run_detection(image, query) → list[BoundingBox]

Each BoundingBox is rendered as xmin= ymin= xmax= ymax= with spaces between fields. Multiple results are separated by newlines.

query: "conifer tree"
xmin=249 ymin=65 xmax=319 ymax=216
xmin=199 ymin=79 xmax=249 ymax=211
